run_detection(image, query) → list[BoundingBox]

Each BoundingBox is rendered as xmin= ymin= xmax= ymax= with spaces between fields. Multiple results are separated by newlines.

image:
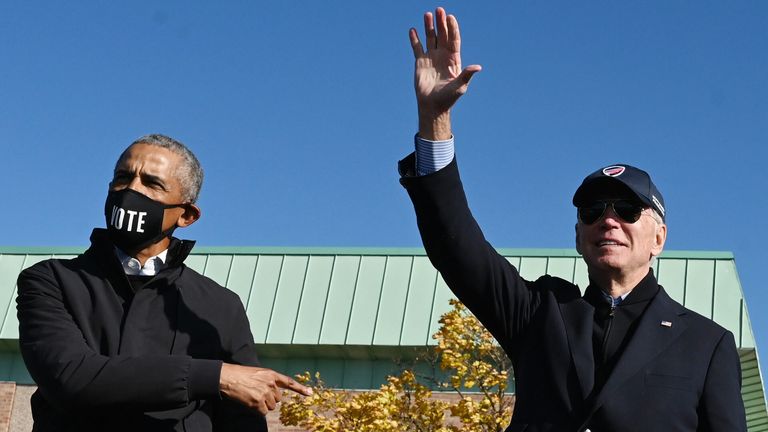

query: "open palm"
xmin=410 ymin=8 xmax=481 ymax=116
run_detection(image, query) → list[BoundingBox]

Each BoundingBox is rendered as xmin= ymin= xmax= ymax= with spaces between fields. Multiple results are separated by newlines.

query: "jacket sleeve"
xmin=698 ymin=331 xmax=747 ymax=431
xmin=399 ymin=153 xmax=545 ymax=352
xmin=16 ymin=261 xmax=222 ymax=410
xmin=212 ymin=293 xmax=268 ymax=432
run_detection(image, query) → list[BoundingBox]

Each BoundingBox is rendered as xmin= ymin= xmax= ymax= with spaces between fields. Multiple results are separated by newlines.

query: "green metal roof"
xmin=0 ymin=247 xmax=765 ymax=430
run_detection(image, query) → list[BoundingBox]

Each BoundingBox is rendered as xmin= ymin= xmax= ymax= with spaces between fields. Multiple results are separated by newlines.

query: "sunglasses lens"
xmin=578 ymin=203 xmax=605 ymax=225
xmin=612 ymin=201 xmax=644 ymax=223
xmin=578 ymin=201 xmax=646 ymax=224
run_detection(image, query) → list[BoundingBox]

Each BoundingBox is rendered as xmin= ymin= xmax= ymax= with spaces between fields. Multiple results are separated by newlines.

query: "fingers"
xmin=447 ymin=65 xmax=482 ymax=96
xmin=265 ymin=391 xmax=278 ymax=412
xmin=423 ymin=11 xmax=436 ymax=50
xmin=419 ymin=8 xmax=460 ymax=53
xmin=459 ymin=65 xmax=482 ymax=84
xmin=447 ymin=14 xmax=461 ymax=53
xmin=409 ymin=28 xmax=424 ymax=58
xmin=275 ymin=372 xmax=314 ymax=396
xmin=435 ymin=7 xmax=449 ymax=49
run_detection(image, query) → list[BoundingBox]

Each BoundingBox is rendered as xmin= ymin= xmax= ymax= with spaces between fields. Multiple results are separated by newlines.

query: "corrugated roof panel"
xmin=292 ymin=256 xmax=334 ymax=344
xmin=742 ymin=301 xmax=757 ymax=349
xmin=1 ymin=254 xmax=53 ymax=340
xmin=740 ymin=350 xmax=768 ymax=429
xmin=400 ymin=257 xmax=439 ymax=346
xmin=714 ymin=260 xmax=744 ymax=341
xmin=573 ymin=259 xmax=589 ymax=289
xmin=546 ymin=257 xmax=576 ymax=281
xmin=183 ymin=254 xmax=207 ymax=274
xmin=0 ymin=255 xmax=26 ymax=340
xmin=0 ymin=294 xmax=19 ymax=340
xmin=265 ymin=256 xmax=308 ymax=344
xmin=50 ymin=254 xmax=78 ymax=260
xmin=372 ymin=256 xmax=412 ymax=345
xmin=225 ymin=255 xmax=259 ymax=306
xmin=684 ymin=259 xmax=715 ymax=319
xmin=247 ymin=255 xmax=283 ymax=343
xmin=504 ymin=256 xmax=521 ymax=269
xmin=518 ymin=257 xmax=548 ymax=281
xmin=0 ymin=255 xmax=26 ymax=306
xmin=202 ymin=255 xmax=233 ymax=288
xmin=319 ymin=256 xmax=360 ymax=345
xmin=345 ymin=256 xmax=384 ymax=345
xmin=0 ymin=248 xmax=759 ymax=352
xmin=657 ymin=258 xmax=687 ymax=303
xmin=427 ymin=275 xmax=454 ymax=340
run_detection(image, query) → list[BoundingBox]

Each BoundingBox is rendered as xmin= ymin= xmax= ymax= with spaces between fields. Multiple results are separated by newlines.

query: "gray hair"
xmin=115 ymin=134 xmax=204 ymax=203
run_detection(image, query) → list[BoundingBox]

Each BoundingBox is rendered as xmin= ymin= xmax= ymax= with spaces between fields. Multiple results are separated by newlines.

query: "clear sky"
xmin=2 ymin=2 xmax=766 ymax=382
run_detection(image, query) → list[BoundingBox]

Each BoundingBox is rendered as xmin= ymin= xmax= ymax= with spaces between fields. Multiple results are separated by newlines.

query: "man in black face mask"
xmin=17 ymin=134 xmax=312 ymax=432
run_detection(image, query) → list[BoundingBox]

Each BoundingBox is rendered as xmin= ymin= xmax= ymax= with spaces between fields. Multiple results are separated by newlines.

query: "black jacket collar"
xmin=583 ymin=269 xmax=659 ymax=309
xmin=88 ymin=228 xmax=196 ymax=269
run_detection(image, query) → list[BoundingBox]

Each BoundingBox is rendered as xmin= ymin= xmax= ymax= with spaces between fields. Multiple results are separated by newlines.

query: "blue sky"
xmin=2 ymin=2 xmax=766 ymax=383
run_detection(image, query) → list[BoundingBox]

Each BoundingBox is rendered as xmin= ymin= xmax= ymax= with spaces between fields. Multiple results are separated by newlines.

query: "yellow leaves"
xmin=280 ymin=299 xmax=514 ymax=432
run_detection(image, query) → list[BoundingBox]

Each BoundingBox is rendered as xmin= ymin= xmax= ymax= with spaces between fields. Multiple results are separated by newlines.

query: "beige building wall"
xmin=2 ymin=384 xmax=303 ymax=432
xmin=0 ymin=384 xmax=508 ymax=432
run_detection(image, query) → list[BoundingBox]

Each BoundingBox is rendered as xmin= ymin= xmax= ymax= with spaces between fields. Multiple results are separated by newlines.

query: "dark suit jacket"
xmin=17 ymin=229 xmax=267 ymax=432
xmin=400 ymin=155 xmax=746 ymax=432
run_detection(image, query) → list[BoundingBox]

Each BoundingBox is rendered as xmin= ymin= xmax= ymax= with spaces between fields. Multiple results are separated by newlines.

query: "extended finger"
xmin=409 ymin=28 xmax=424 ymax=58
xmin=447 ymin=65 xmax=482 ymax=97
xmin=276 ymin=373 xmax=314 ymax=396
xmin=423 ymin=11 xmax=436 ymax=50
xmin=256 ymin=400 xmax=269 ymax=416
xmin=264 ymin=392 xmax=277 ymax=411
xmin=458 ymin=65 xmax=482 ymax=84
xmin=273 ymin=386 xmax=283 ymax=403
xmin=435 ymin=7 xmax=449 ymax=49
xmin=447 ymin=14 xmax=461 ymax=53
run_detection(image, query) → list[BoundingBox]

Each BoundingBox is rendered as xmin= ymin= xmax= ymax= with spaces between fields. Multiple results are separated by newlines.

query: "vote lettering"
xmin=109 ymin=206 xmax=147 ymax=233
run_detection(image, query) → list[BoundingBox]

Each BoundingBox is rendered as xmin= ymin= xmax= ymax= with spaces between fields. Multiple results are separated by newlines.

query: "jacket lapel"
xmin=584 ymin=287 xmax=687 ymax=418
xmin=559 ymin=299 xmax=595 ymax=399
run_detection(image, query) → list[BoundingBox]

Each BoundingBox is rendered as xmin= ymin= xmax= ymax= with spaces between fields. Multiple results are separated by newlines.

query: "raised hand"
xmin=410 ymin=7 xmax=481 ymax=140
xmin=219 ymin=363 xmax=313 ymax=415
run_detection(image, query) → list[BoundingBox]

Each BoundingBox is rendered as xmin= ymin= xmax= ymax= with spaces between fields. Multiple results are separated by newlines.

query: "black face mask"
xmin=104 ymin=188 xmax=185 ymax=253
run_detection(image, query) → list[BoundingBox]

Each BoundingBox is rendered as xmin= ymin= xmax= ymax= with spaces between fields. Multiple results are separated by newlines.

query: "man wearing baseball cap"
xmin=399 ymin=8 xmax=745 ymax=431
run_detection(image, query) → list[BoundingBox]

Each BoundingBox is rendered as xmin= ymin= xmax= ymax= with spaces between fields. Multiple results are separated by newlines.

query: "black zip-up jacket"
xmin=16 ymin=229 xmax=267 ymax=431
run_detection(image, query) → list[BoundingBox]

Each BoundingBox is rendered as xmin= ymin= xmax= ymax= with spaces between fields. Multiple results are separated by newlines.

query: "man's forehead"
xmin=115 ymin=143 xmax=178 ymax=176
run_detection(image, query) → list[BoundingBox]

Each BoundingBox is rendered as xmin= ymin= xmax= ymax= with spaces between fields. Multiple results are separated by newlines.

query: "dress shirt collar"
xmin=114 ymin=247 xmax=169 ymax=276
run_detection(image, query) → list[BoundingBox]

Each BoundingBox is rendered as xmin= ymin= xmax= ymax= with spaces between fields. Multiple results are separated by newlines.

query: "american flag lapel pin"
xmin=661 ymin=320 xmax=672 ymax=327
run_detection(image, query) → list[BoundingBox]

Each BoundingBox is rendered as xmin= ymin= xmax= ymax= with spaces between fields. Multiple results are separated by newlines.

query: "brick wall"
xmin=0 ymin=382 xmax=16 ymax=432
xmin=6 ymin=386 xmax=513 ymax=431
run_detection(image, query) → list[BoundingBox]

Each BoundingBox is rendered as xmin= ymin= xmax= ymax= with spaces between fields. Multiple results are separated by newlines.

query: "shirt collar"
xmin=114 ymin=247 xmax=169 ymax=276
xmin=601 ymin=289 xmax=628 ymax=307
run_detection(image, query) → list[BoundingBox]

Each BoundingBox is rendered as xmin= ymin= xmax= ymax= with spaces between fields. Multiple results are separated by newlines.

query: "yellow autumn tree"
xmin=280 ymin=299 xmax=514 ymax=431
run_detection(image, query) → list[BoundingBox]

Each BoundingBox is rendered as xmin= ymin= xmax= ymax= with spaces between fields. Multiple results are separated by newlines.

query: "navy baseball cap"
xmin=572 ymin=164 xmax=666 ymax=221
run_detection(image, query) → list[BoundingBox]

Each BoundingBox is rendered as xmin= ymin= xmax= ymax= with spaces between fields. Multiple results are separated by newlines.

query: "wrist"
xmin=418 ymin=111 xmax=452 ymax=141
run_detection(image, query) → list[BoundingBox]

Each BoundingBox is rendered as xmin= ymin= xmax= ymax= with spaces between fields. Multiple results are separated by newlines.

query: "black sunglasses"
xmin=578 ymin=200 xmax=647 ymax=225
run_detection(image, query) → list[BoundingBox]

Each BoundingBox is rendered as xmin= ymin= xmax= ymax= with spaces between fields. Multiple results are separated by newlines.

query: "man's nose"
xmin=599 ymin=206 xmax=623 ymax=226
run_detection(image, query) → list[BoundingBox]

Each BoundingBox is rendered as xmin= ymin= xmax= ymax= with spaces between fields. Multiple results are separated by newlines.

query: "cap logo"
xmin=602 ymin=166 xmax=626 ymax=177
xmin=652 ymin=195 xmax=666 ymax=217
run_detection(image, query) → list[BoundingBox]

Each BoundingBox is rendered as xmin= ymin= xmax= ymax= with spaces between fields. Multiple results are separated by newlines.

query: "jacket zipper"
xmin=601 ymin=304 xmax=616 ymax=364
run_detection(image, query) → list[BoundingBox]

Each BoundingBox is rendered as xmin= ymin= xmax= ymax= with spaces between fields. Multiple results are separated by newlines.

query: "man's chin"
xmin=585 ymin=256 xmax=625 ymax=273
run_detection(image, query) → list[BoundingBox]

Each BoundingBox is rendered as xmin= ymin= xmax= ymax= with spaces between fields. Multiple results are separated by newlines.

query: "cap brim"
xmin=572 ymin=177 xmax=651 ymax=207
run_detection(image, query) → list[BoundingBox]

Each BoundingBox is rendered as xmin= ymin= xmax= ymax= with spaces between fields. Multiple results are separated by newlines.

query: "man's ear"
xmin=575 ymin=223 xmax=582 ymax=255
xmin=650 ymin=223 xmax=667 ymax=257
xmin=176 ymin=203 xmax=201 ymax=228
